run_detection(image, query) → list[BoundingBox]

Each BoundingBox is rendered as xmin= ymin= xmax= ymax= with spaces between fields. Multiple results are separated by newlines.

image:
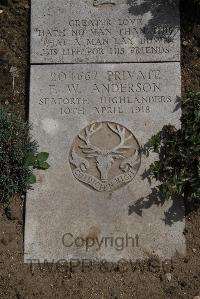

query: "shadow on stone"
xmin=128 ymin=188 xmax=185 ymax=225
xmin=128 ymin=187 xmax=161 ymax=217
xmin=127 ymin=0 xmax=180 ymax=42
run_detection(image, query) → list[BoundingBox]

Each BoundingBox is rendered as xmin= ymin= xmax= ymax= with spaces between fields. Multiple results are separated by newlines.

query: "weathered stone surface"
xmin=24 ymin=62 xmax=185 ymax=262
xmin=31 ymin=0 xmax=180 ymax=63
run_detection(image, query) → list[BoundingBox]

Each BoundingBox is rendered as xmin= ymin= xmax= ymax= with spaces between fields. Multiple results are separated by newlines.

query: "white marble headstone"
xmin=24 ymin=62 xmax=185 ymax=262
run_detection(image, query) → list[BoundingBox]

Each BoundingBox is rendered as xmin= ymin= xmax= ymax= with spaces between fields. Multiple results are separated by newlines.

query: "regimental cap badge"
xmin=69 ymin=122 xmax=141 ymax=192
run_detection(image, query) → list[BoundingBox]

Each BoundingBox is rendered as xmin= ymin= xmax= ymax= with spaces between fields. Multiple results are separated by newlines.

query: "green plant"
xmin=146 ymin=92 xmax=200 ymax=210
xmin=26 ymin=152 xmax=50 ymax=184
xmin=0 ymin=108 xmax=50 ymax=202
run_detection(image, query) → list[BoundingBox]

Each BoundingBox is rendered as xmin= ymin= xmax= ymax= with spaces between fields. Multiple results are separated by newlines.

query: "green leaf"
xmin=36 ymin=152 xmax=49 ymax=163
xmin=37 ymin=161 xmax=50 ymax=170
xmin=29 ymin=173 xmax=37 ymax=184
xmin=26 ymin=153 xmax=36 ymax=166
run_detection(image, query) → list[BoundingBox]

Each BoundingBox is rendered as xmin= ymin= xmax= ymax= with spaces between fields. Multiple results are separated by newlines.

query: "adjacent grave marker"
xmin=31 ymin=0 xmax=180 ymax=63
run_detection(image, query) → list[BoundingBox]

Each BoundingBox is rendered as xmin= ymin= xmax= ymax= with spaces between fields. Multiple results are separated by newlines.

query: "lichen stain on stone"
xmin=86 ymin=226 xmax=101 ymax=239
xmin=37 ymin=173 xmax=46 ymax=184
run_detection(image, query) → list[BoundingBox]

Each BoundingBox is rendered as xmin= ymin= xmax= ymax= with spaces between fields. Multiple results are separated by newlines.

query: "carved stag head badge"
xmin=69 ymin=122 xmax=141 ymax=192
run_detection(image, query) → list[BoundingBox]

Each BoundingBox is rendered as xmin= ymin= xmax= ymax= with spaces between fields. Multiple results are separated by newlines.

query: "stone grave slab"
xmin=24 ymin=62 xmax=185 ymax=263
xmin=31 ymin=0 xmax=180 ymax=63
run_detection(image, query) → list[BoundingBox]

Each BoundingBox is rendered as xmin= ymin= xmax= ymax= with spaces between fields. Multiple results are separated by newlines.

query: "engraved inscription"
xmin=36 ymin=65 xmax=175 ymax=118
xmin=31 ymin=0 xmax=180 ymax=63
xmin=69 ymin=122 xmax=141 ymax=191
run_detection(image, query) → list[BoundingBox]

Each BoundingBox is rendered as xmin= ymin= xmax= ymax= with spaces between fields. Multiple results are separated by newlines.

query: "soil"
xmin=0 ymin=0 xmax=200 ymax=298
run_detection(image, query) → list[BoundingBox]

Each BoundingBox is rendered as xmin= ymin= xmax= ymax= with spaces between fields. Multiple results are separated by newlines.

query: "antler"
xmin=107 ymin=123 xmax=132 ymax=154
xmin=78 ymin=123 xmax=102 ymax=156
